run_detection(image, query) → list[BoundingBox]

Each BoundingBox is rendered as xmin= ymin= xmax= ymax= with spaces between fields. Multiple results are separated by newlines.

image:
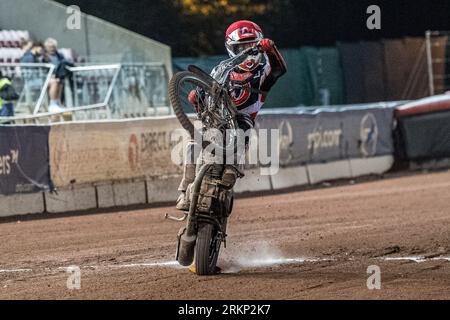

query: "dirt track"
xmin=0 ymin=170 xmax=449 ymax=300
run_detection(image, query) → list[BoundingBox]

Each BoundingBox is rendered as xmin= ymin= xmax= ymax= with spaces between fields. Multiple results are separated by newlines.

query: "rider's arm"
xmin=259 ymin=39 xmax=287 ymax=92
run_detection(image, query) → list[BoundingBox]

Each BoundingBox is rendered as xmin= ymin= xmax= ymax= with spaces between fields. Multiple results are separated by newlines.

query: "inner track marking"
xmin=1 ymin=256 xmax=448 ymax=274
xmin=0 ymin=268 xmax=33 ymax=273
xmin=381 ymin=256 xmax=450 ymax=263
xmin=0 ymin=257 xmax=323 ymax=274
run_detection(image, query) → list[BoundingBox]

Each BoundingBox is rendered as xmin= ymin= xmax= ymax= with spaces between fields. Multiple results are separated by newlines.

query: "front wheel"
xmin=195 ymin=223 xmax=222 ymax=275
xmin=168 ymin=71 xmax=210 ymax=138
xmin=168 ymin=71 xmax=238 ymax=153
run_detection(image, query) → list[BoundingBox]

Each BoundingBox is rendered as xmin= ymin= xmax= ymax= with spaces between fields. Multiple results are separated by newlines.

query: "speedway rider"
xmin=176 ymin=20 xmax=287 ymax=210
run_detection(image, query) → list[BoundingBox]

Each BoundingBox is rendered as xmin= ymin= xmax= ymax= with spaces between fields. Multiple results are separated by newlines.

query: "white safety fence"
xmin=0 ymin=63 xmax=54 ymax=117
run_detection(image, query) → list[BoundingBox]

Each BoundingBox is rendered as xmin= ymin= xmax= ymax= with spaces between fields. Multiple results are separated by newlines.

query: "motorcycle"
xmin=166 ymin=46 xmax=261 ymax=275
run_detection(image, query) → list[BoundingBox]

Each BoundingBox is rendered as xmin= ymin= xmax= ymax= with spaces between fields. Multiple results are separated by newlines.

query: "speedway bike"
xmin=166 ymin=45 xmax=261 ymax=275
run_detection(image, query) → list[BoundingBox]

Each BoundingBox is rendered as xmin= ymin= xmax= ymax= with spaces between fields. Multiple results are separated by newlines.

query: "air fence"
xmin=0 ymin=102 xmax=403 ymax=217
xmin=2 ymin=31 xmax=450 ymax=216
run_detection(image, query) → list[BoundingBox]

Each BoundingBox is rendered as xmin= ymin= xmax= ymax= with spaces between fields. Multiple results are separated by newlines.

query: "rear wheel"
xmin=195 ymin=223 xmax=222 ymax=275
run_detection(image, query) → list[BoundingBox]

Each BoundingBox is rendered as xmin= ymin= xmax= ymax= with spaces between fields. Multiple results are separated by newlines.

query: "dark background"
xmin=56 ymin=0 xmax=450 ymax=56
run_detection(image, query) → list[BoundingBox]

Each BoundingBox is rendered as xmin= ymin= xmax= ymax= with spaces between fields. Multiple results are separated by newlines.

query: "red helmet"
xmin=225 ymin=20 xmax=264 ymax=71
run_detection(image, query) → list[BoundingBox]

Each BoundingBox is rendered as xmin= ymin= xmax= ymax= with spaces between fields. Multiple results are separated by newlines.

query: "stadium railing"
xmin=0 ymin=62 xmax=54 ymax=116
xmin=0 ymin=62 xmax=171 ymax=124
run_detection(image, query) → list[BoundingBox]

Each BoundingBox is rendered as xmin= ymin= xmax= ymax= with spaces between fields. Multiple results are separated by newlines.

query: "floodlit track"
xmin=0 ymin=170 xmax=449 ymax=299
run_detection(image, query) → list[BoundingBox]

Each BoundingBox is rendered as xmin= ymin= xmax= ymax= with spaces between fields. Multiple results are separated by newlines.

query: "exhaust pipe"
xmin=175 ymin=227 xmax=196 ymax=266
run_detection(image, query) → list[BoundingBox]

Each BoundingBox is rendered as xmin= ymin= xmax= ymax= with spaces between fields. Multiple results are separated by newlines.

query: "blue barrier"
xmin=256 ymin=104 xmax=396 ymax=166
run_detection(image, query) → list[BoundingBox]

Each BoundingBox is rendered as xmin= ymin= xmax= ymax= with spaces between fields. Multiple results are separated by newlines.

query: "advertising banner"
xmin=256 ymin=106 xmax=394 ymax=166
xmin=0 ymin=126 xmax=52 ymax=195
xmin=49 ymin=118 xmax=186 ymax=187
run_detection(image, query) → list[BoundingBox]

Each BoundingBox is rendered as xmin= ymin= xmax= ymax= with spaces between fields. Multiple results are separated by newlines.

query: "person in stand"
xmin=0 ymin=71 xmax=20 ymax=120
xmin=20 ymin=41 xmax=44 ymax=63
xmin=43 ymin=37 xmax=73 ymax=113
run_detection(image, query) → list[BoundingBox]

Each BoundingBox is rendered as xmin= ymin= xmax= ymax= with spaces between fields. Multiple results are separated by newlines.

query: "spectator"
xmin=43 ymin=37 xmax=73 ymax=113
xmin=20 ymin=41 xmax=44 ymax=63
xmin=20 ymin=38 xmax=33 ymax=52
xmin=0 ymin=71 xmax=20 ymax=120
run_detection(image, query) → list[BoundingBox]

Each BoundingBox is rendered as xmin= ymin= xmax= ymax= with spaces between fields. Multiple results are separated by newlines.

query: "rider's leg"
xmin=176 ymin=139 xmax=197 ymax=211
xmin=221 ymin=113 xmax=254 ymax=189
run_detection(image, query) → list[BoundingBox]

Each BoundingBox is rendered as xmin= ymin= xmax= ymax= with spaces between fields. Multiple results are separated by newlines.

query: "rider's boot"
xmin=188 ymin=263 xmax=222 ymax=274
xmin=176 ymin=164 xmax=196 ymax=211
xmin=175 ymin=192 xmax=190 ymax=211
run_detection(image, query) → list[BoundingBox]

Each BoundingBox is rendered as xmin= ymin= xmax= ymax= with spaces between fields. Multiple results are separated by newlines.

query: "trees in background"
xmin=56 ymin=0 xmax=450 ymax=57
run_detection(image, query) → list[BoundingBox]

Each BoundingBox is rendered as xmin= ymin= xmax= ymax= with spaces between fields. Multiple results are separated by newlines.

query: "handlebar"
xmin=227 ymin=45 xmax=262 ymax=68
xmin=239 ymin=44 xmax=262 ymax=58
xmin=210 ymin=43 xmax=263 ymax=84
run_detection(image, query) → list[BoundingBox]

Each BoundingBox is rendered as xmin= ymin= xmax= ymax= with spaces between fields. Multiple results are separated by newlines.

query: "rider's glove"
xmin=188 ymin=90 xmax=198 ymax=105
xmin=258 ymin=38 xmax=275 ymax=52
xmin=188 ymin=89 xmax=199 ymax=111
